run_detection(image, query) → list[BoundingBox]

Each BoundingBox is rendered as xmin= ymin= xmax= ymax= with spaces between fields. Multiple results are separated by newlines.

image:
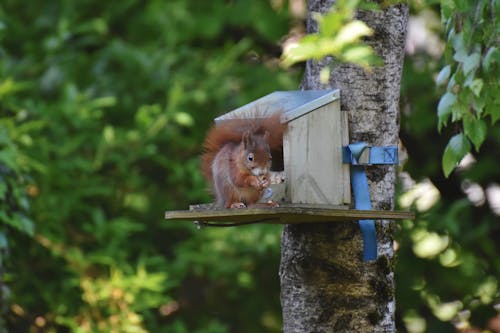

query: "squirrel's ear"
xmin=243 ymin=130 xmax=252 ymax=149
xmin=263 ymin=131 xmax=270 ymax=141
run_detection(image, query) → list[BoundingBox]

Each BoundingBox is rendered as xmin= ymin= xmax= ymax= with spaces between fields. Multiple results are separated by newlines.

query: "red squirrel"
xmin=201 ymin=113 xmax=284 ymax=208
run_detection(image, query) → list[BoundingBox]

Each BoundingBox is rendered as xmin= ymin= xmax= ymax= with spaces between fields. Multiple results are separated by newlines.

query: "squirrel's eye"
xmin=247 ymin=153 xmax=254 ymax=162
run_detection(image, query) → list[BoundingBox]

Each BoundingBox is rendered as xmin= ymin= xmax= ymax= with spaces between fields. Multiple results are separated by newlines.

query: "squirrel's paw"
xmin=230 ymin=202 xmax=246 ymax=209
xmin=260 ymin=177 xmax=270 ymax=188
xmin=267 ymin=200 xmax=279 ymax=207
xmin=249 ymin=177 xmax=263 ymax=190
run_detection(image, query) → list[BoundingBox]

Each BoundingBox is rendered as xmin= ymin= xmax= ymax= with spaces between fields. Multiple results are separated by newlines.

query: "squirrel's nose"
xmin=253 ymin=168 xmax=267 ymax=177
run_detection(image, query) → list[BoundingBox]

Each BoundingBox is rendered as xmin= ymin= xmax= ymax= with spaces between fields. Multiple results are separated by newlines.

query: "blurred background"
xmin=0 ymin=0 xmax=498 ymax=332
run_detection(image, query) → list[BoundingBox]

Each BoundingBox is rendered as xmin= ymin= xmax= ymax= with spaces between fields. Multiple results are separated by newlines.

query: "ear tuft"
xmin=263 ymin=131 xmax=270 ymax=142
xmin=243 ymin=130 xmax=252 ymax=149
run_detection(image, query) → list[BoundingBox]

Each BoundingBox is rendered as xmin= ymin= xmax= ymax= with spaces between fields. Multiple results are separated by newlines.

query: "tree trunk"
xmin=279 ymin=1 xmax=408 ymax=332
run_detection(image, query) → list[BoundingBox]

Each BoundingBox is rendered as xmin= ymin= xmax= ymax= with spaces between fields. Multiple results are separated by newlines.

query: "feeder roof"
xmin=215 ymin=89 xmax=340 ymax=124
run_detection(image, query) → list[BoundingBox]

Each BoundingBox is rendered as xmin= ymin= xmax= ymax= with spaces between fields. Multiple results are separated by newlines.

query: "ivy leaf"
xmin=437 ymin=92 xmax=457 ymax=129
xmin=436 ymin=65 xmax=451 ymax=86
xmin=442 ymin=133 xmax=471 ymax=177
xmin=463 ymin=116 xmax=487 ymax=151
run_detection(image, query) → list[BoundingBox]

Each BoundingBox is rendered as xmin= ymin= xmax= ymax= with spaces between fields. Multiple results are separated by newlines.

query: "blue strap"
xmin=343 ymin=145 xmax=398 ymax=165
xmin=343 ymin=143 xmax=398 ymax=262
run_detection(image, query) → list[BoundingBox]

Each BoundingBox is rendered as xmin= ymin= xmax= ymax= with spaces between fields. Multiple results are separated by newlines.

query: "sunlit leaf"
xmin=334 ymin=20 xmax=373 ymax=47
xmin=320 ymin=67 xmax=330 ymax=84
xmin=281 ymin=1 xmax=378 ymax=69
xmin=437 ymin=92 xmax=457 ymax=127
xmin=436 ymin=65 xmax=451 ymax=85
xmin=452 ymin=32 xmax=467 ymax=62
xmin=469 ymin=78 xmax=483 ymax=97
xmin=462 ymin=52 xmax=480 ymax=75
xmin=342 ymin=45 xmax=380 ymax=67
xmin=442 ymin=133 xmax=471 ymax=177
xmin=174 ymin=112 xmax=194 ymax=127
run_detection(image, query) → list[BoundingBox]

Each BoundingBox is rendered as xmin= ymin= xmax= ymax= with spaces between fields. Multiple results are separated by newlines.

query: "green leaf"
xmin=334 ymin=20 xmax=373 ymax=47
xmin=341 ymin=45 xmax=379 ymax=67
xmin=441 ymin=0 xmax=456 ymax=21
xmin=442 ymin=133 xmax=471 ymax=177
xmin=483 ymin=46 xmax=499 ymax=72
xmin=0 ymin=212 xmax=35 ymax=236
xmin=472 ymin=95 xmax=486 ymax=116
xmin=450 ymin=102 xmax=468 ymax=122
xmin=452 ymin=33 xmax=467 ymax=62
xmin=358 ymin=1 xmax=380 ymax=11
xmin=318 ymin=11 xmax=344 ymax=37
xmin=442 ymin=144 xmax=457 ymax=178
xmin=484 ymin=101 xmax=500 ymax=124
xmin=174 ymin=112 xmax=194 ymax=127
xmin=437 ymin=92 xmax=457 ymax=127
xmin=446 ymin=73 xmax=457 ymax=91
xmin=436 ymin=65 xmax=451 ymax=86
xmin=469 ymin=79 xmax=483 ymax=97
xmin=449 ymin=132 xmax=471 ymax=157
xmin=455 ymin=0 xmax=469 ymax=11
xmin=463 ymin=116 xmax=487 ymax=151
xmin=463 ymin=52 xmax=480 ymax=75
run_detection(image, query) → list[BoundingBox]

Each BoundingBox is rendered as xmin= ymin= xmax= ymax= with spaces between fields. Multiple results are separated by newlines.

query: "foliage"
xmin=281 ymin=0 xmax=382 ymax=81
xmin=275 ymin=0 xmax=500 ymax=332
xmin=1 ymin=0 xmax=499 ymax=333
xmin=0 ymin=0 xmax=299 ymax=332
xmin=397 ymin=1 xmax=500 ymax=332
xmin=0 ymin=61 xmax=35 ymax=333
xmin=436 ymin=0 xmax=499 ymax=177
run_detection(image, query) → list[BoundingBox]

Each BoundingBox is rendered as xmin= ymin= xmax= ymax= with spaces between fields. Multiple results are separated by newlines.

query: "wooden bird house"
xmin=214 ymin=89 xmax=349 ymax=207
xmin=165 ymin=89 xmax=414 ymax=227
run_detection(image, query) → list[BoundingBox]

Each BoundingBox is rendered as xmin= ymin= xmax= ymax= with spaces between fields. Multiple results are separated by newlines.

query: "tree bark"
xmin=279 ymin=1 xmax=408 ymax=332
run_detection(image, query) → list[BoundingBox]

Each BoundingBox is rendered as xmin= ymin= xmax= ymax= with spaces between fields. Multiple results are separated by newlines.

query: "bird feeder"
xmin=165 ymin=89 xmax=414 ymax=260
xmin=165 ymin=89 xmax=413 ymax=226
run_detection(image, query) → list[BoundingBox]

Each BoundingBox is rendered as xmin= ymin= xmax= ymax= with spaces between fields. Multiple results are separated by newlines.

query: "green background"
xmin=0 ymin=0 xmax=498 ymax=332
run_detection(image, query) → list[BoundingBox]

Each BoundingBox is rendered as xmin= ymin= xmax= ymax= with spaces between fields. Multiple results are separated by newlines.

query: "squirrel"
xmin=200 ymin=112 xmax=284 ymax=209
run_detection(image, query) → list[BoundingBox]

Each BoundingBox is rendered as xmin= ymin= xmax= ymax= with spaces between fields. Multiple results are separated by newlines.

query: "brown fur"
xmin=201 ymin=112 xmax=285 ymax=208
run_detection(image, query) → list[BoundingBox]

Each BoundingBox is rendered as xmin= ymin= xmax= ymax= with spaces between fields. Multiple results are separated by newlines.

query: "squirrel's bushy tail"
xmin=200 ymin=111 xmax=285 ymax=181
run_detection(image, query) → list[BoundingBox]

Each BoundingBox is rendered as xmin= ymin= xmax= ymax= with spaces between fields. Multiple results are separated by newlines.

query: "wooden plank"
xmin=189 ymin=203 xmax=350 ymax=210
xmin=164 ymin=205 xmax=415 ymax=225
xmin=287 ymin=101 xmax=345 ymax=205
xmin=283 ymin=126 xmax=292 ymax=203
xmin=341 ymin=107 xmax=351 ymax=204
